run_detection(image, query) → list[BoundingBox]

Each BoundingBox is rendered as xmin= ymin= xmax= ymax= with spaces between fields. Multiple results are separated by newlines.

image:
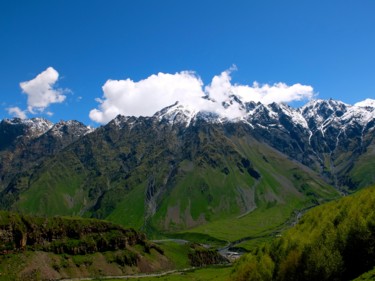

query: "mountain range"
xmin=0 ymin=98 xmax=374 ymax=238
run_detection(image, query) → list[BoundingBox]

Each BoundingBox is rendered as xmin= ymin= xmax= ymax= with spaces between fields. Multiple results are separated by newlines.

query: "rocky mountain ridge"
xmin=0 ymin=98 xmax=374 ymax=234
xmin=137 ymin=98 xmax=375 ymax=188
xmin=0 ymin=118 xmax=92 ymax=187
xmin=1 ymin=99 xmax=374 ymax=191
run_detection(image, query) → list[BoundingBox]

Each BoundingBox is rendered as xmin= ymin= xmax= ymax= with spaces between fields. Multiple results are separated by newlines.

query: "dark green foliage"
xmin=231 ymin=186 xmax=375 ymax=281
xmin=232 ymin=246 xmax=274 ymax=281
xmin=72 ymin=254 xmax=93 ymax=266
xmin=188 ymin=243 xmax=228 ymax=267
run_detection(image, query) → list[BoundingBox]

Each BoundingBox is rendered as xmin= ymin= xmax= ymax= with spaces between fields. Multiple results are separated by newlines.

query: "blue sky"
xmin=1 ymin=0 xmax=374 ymax=126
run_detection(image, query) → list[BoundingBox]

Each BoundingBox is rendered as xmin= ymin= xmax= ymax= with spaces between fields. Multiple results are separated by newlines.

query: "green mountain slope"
xmin=346 ymin=138 xmax=375 ymax=188
xmin=231 ymin=185 xmax=375 ymax=281
xmin=8 ymin=120 xmax=338 ymax=242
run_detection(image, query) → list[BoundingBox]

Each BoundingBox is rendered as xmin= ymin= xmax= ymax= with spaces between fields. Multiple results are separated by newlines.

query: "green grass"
xmin=156 ymin=241 xmax=191 ymax=269
xmin=164 ymin=232 xmax=227 ymax=248
xmin=183 ymin=197 xmax=303 ymax=242
xmin=106 ymin=182 xmax=146 ymax=229
xmin=234 ymin=236 xmax=274 ymax=252
xmin=349 ymin=144 xmax=375 ymax=189
xmin=176 ymin=137 xmax=339 ymax=244
xmin=152 ymin=164 xmax=255 ymax=232
xmin=16 ymin=157 xmax=87 ymax=216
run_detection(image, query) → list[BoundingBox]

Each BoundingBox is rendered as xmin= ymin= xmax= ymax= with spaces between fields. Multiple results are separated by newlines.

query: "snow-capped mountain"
xmin=0 ymin=118 xmax=94 ymax=195
xmin=0 ymin=98 xmax=374 ymax=228
xmin=300 ymin=98 xmax=375 ymax=132
xmin=0 ymin=98 xmax=374 ymax=197
xmin=355 ymin=98 xmax=375 ymax=108
xmin=48 ymin=120 xmax=95 ymax=138
xmin=150 ymin=98 xmax=375 ymax=133
xmin=113 ymin=97 xmax=374 ymax=189
xmin=0 ymin=118 xmax=93 ymax=143
xmin=0 ymin=117 xmax=53 ymax=146
xmin=148 ymin=97 xmax=375 ymax=147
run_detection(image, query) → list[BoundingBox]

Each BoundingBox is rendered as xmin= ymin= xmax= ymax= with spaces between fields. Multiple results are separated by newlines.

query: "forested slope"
xmin=231 ymin=185 xmax=375 ymax=281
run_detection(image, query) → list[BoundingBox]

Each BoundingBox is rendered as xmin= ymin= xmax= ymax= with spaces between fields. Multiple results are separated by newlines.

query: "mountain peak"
xmin=354 ymin=98 xmax=375 ymax=109
xmin=301 ymin=98 xmax=349 ymax=111
xmin=153 ymin=102 xmax=229 ymax=127
xmin=2 ymin=117 xmax=54 ymax=139
xmin=48 ymin=119 xmax=94 ymax=138
xmin=300 ymin=99 xmax=349 ymax=125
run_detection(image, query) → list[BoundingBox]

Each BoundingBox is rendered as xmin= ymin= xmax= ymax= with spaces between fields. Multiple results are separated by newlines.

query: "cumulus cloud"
xmin=20 ymin=67 xmax=66 ymax=114
xmin=90 ymin=68 xmax=315 ymax=124
xmin=7 ymin=107 xmax=27 ymax=119
xmin=211 ymin=70 xmax=314 ymax=104
xmin=89 ymin=72 xmax=206 ymax=124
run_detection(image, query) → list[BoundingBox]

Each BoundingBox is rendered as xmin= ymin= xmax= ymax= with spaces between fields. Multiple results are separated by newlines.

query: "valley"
xmin=0 ymin=98 xmax=374 ymax=280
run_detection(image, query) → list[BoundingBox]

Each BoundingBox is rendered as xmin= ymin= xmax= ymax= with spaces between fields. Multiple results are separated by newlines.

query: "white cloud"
xmin=20 ymin=67 xmax=66 ymax=114
xmin=7 ymin=107 xmax=27 ymax=119
xmin=206 ymin=69 xmax=314 ymax=104
xmin=233 ymin=82 xmax=314 ymax=104
xmin=89 ymin=72 xmax=206 ymax=124
xmin=89 ymin=68 xmax=315 ymax=124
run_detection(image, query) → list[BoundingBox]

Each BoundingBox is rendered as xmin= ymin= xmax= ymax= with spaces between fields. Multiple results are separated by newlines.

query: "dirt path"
xmin=59 ymin=267 xmax=197 ymax=281
xmin=151 ymin=238 xmax=189 ymax=244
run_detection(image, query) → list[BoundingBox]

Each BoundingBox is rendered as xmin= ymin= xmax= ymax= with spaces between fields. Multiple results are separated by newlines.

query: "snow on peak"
xmin=48 ymin=120 xmax=94 ymax=138
xmin=354 ymin=99 xmax=375 ymax=109
xmin=4 ymin=117 xmax=53 ymax=138
xmin=276 ymin=103 xmax=309 ymax=129
xmin=300 ymin=99 xmax=349 ymax=125
xmin=155 ymin=102 xmax=198 ymax=126
xmin=148 ymin=96 xmax=375 ymax=131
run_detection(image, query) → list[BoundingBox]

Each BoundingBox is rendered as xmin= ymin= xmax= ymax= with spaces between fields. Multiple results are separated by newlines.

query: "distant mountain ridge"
xmin=122 ymin=97 xmax=375 ymax=188
xmin=0 ymin=98 xmax=374 ymax=235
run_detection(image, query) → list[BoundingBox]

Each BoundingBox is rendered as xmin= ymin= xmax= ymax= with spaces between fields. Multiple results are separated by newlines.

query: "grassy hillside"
xmin=167 ymin=137 xmax=338 ymax=244
xmin=348 ymin=139 xmax=375 ymax=188
xmin=9 ymin=122 xmax=338 ymax=246
xmin=231 ymin=185 xmax=375 ymax=281
xmin=0 ymin=212 xmax=175 ymax=280
xmin=0 ymin=211 xmax=228 ymax=280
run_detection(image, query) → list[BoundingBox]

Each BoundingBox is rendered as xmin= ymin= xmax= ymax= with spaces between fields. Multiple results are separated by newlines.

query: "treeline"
xmin=231 ymin=186 xmax=375 ymax=281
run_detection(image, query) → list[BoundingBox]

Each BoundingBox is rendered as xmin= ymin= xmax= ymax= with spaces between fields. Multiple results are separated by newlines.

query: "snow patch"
xmin=355 ymin=99 xmax=375 ymax=108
